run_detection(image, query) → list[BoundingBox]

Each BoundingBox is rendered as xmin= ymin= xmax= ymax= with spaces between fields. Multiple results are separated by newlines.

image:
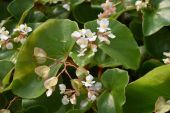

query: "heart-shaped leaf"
xmin=11 ymin=19 xmax=78 ymax=98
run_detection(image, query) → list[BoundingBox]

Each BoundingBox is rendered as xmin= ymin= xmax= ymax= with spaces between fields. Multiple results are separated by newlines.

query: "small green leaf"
xmin=101 ymin=69 xmax=129 ymax=106
xmin=97 ymin=91 xmax=122 ymax=113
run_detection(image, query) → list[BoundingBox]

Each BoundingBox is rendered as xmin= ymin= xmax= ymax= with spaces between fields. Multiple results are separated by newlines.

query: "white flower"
xmin=163 ymin=58 xmax=170 ymax=64
xmin=82 ymin=74 xmax=96 ymax=87
xmin=78 ymin=48 xmax=87 ymax=57
xmin=70 ymin=94 xmax=77 ymax=105
xmin=6 ymin=42 xmax=13 ymax=50
xmin=0 ymin=27 xmax=10 ymax=41
xmin=62 ymin=95 xmax=70 ymax=105
xmin=59 ymin=84 xmax=66 ymax=94
xmin=88 ymin=91 xmax=96 ymax=101
xmin=163 ymin=52 xmax=170 ymax=57
xmin=163 ymin=52 xmax=170 ymax=64
xmin=14 ymin=24 xmax=32 ymax=35
xmin=44 ymin=76 xmax=58 ymax=97
xmin=85 ymin=29 xmax=97 ymax=42
xmin=76 ymin=38 xmax=88 ymax=49
xmin=63 ymin=3 xmax=70 ymax=11
xmin=135 ymin=0 xmax=148 ymax=11
xmin=97 ymin=18 xmax=111 ymax=33
xmin=101 ymin=0 xmax=113 ymax=10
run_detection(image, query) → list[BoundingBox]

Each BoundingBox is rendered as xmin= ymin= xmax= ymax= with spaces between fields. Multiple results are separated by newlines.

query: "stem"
xmin=6 ymin=97 xmax=19 ymax=109
xmin=98 ymin=67 xmax=103 ymax=79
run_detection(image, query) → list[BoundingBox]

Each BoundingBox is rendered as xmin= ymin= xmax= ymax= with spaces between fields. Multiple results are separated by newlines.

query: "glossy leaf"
xmin=73 ymin=3 xmax=102 ymax=23
xmin=142 ymin=0 xmax=170 ymax=36
xmin=124 ymin=64 xmax=170 ymax=113
xmin=85 ymin=19 xmax=140 ymax=69
xmin=11 ymin=19 xmax=78 ymax=98
xmin=101 ymin=69 xmax=129 ymax=107
xmin=97 ymin=91 xmax=120 ymax=113
xmin=144 ymin=28 xmax=170 ymax=59
xmin=7 ymin=0 xmax=34 ymax=19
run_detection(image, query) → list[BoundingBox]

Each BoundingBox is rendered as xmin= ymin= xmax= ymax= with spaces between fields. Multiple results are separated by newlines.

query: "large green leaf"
xmin=85 ymin=19 xmax=140 ymax=69
xmin=142 ymin=0 xmax=170 ymax=36
xmin=7 ymin=0 xmax=34 ymax=19
xmin=124 ymin=64 xmax=170 ymax=113
xmin=144 ymin=28 xmax=170 ymax=59
xmin=98 ymin=69 xmax=129 ymax=113
xmin=11 ymin=19 xmax=78 ymax=98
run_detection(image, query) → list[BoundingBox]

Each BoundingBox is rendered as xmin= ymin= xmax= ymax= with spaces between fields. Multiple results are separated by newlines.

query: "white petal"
xmin=59 ymin=84 xmax=66 ymax=94
xmin=94 ymin=82 xmax=102 ymax=91
xmin=88 ymin=91 xmax=96 ymax=101
xmin=71 ymin=31 xmax=81 ymax=38
xmin=86 ymin=74 xmax=94 ymax=81
xmin=62 ymin=95 xmax=70 ymax=105
xmin=76 ymin=38 xmax=88 ymax=49
xmin=108 ymin=32 xmax=116 ymax=39
xmin=46 ymin=88 xmax=53 ymax=97
xmin=63 ymin=3 xmax=70 ymax=11
xmin=70 ymin=94 xmax=77 ymax=104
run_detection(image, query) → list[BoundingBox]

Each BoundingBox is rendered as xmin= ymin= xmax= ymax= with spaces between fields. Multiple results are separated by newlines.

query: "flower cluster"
xmin=13 ymin=24 xmax=32 ymax=44
xmin=59 ymin=84 xmax=79 ymax=105
xmin=98 ymin=0 xmax=116 ymax=19
xmin=97 ymin=18 xmax=116 ymax=44
xmin=0 ymin=24 xmax=32 ymax=50
xmin=71 ymin=29 xmax=97 ymax=57
xmin=82 ymin=74 xmax=102 ymax=101
xmin=135 ymin=0 xmax=148 ymax=11
xmin=0 ymin=27 xmax=13 ymax=49
xmin=163 ymin=52 xmax=170 ymax=64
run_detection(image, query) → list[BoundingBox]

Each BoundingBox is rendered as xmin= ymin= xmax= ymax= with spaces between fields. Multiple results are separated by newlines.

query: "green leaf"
xmin=124 ymin=64 xmax=170 ymax=113
xmin=22 ymin=89 xmax=63 ymax=113
xmin=97 ymin=91 xmax=120 ymax=113
xmin=73 ymin=3 xmax=102 ymax=24
xmin=11 ymin=19 xmax=79 ymax=98
xmin=101 ymin=69 xmax=129 ymax=107
xmin=7 ymin=0 xmax=34 ymax=19
xmin=0 ymin=0 xmax=10 ymax=21
xmin=85 ymin=19 xmax=140 ymax=69
xmin=144 ymin=28 xmax=170 ymax=59
xmin=142 ymin=0 xmax=170 ymax=36
xmin=0 ymin=61 xmax=14 ymax=81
